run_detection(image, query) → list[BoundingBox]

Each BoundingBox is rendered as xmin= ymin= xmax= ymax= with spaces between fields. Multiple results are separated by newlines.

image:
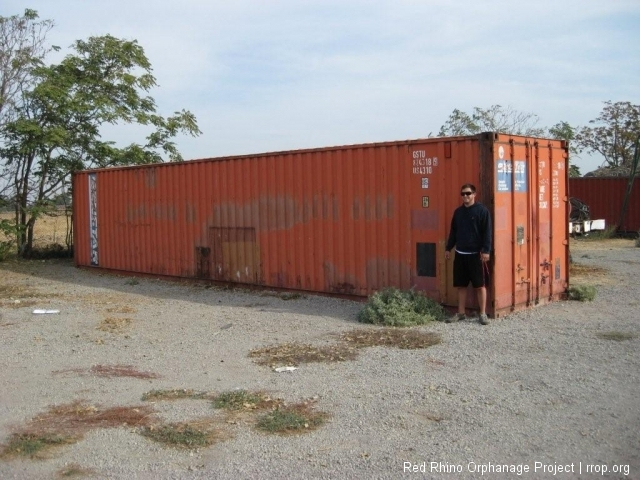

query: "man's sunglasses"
xmin=460 ymin=191 xmax=474 ymax=196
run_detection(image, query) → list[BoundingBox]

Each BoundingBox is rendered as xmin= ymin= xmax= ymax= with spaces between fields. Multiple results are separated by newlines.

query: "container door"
xmin=491 ymin=136 xmax=569 ymax=316
xmin=533 ymin=142 xmax=569 ymax=304
xmin=209 ymin=227 xmax=261 ymax=283
xmin=492 ymin=138 xmax=533 ymax=315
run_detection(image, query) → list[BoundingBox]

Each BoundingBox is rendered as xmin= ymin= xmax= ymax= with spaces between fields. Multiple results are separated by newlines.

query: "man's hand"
xmin=445 ymin=250 xmax=450 ymax=260
xmin=481 ymin=253 xmax=490 ymax=263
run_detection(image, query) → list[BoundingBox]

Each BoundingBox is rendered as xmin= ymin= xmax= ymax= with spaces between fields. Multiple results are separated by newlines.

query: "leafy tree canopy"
xmin=575 ymin=101 xmax=640 ymax=172
xmin=438 ymin=105 xmax=546 ymax=137
xmin=0 ymin=9 xmax=201 ymax=256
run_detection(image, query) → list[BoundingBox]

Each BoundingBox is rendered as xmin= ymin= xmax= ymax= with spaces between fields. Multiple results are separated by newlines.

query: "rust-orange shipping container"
xmin=73 ymin=132 xmax=569 ymax=317
xmin=569 ymin=177 xmax=640 ymax=233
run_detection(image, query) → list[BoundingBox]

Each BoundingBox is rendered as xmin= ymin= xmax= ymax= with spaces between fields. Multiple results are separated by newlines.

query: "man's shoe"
xmin=446 ymin=313 xmax=466 ymax=323
xmin=479 ymin=313 xmax=490 ymax=325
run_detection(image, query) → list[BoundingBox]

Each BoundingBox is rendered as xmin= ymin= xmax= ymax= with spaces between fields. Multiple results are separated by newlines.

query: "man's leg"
xmin=476 ymin=286 xmax=486 ymax=314
xmin=457 ymin=287 xmax=467 ymax=315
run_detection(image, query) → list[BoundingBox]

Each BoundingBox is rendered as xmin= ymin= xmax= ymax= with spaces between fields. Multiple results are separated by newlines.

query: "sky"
xmin=3 ymin=0 xmax=639 ymax=174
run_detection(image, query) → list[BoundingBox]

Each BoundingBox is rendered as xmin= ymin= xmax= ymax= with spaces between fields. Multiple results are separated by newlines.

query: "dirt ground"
xmin=0 ymin=233 xmax=638 ymax=479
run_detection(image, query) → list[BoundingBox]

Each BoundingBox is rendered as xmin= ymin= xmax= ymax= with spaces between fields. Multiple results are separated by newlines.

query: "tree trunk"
xmin=617 ymin=138 xmax=640 ymax=234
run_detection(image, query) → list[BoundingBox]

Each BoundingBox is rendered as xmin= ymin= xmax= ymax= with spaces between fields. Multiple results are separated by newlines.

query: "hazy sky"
xmin=3 ymin=1 xmax=639 ymax=173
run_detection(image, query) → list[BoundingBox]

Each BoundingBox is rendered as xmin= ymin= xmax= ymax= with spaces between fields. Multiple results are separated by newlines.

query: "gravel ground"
xmin=0 ymin=238 xmax=638 ymax=480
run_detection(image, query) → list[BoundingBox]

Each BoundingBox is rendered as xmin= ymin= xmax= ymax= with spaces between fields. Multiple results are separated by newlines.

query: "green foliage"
xmin=1 ymin=433 xmax=75 ymax=458
xmin=0 ymin=218 xmax=19 ymax=261
xmin=0 ymin=9 xmax=56 ymax=127
xmin=212 ymin=390 xmax=266 ymax=411
xmin=567 ymin=285 xmax=596 ymax=302
xmin=357 ymin=288 xmax=447 ymax=326
xmin=438 ymin=105 xmax=545 ymax=137
xmin=548 ymin=121 xmax=581 ymax=177
xmin=139 ymin=423 xmax=215 ymax=449
xmin=255 ymin=407 xmax=326 ymax=434
xmin=575 ymin=101 xmax=640 ymax=170
xmin=1 ymin=10 xmax=201 ymax=257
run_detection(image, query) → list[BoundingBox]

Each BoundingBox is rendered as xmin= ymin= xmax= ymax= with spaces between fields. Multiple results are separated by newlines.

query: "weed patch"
xmin=255 ymin=403 xmax=327 ymax=435
xmin=139 ymin=420 xmax=223 ymax=449
xmin=0 ymin=433 xmax=77 ymax=459
xmin=249 ymin=342 xmax=358 ymax=367
xmin=0 ymin=401 xmax=156 ymax=459
xmin=142 ymin=389 xmax=214 ymax=402
xmin=340 ymin=328 xmax=442 ymax=350
xmin=212 ymin=390 xmax=281 ymax=412
xmin=597 ymin=331 xmax=635 ymax=342
xmin=358 ymin=288 xmax=447 ymax=326
xmin=567 ymin=285 xmax=597 ymax=301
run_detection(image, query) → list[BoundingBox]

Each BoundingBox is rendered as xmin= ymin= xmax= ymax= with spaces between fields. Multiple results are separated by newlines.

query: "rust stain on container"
xmin=73 ymin=133 xmax=569 ymax=317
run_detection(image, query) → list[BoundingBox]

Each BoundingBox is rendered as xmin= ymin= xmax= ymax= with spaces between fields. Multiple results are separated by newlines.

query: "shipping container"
xmin=569 ymin=177 xmax=640 ymax=234
xmin=73 ymin=132 xmax=569 ymax=318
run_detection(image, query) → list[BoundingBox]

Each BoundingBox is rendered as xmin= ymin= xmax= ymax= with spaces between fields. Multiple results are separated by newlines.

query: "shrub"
xmin=357 ymin=288 xmax=447 ymax=326
xmin=567 ymin=285 xmax=596 ymax=302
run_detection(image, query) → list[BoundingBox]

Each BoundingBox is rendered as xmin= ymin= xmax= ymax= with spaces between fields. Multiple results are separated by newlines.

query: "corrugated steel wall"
xmin=73 ymin=133 xmax=569 ymax=317
xmin=569 ymin=177 xmax=640 ymax=233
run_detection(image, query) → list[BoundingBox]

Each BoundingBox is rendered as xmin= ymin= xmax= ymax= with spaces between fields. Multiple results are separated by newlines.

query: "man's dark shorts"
xmin=453 ymin=252 xmax=486 ymax=288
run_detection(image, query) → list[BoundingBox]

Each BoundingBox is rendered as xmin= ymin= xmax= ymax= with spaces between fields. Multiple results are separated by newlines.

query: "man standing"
xmin=444 ymin=183 xmax=492 ymax=325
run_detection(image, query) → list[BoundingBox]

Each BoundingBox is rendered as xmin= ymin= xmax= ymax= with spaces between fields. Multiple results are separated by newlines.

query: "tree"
xmin=547 ymin=121 xmax=581 ymax=177
xmin=438 ymin=105 xmax=546 ymax=137
xmin=0 ymin=9 xmax=55 ymax=129
xmin=0 ymin=29 xmax=201 ymax=257
xmin=575 ymin=101 xmax=640 ymax=172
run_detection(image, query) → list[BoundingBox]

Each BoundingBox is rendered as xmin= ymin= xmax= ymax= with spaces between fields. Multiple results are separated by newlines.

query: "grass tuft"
xmin=567 ymin=285 xmax=597 ymax=301
xmin=340 ymin=328 xmax=442 ymax=350
xmin=0 ymin=433 xmax=76 ymax=459
xmin=142 ymin=389 xmax=214 ymax=402
xmin=357 ymin=288 xmax=447 ymax=326
xmin=212 ymin=390 xmax=279 ymax=411
xmin=255 ymin=403 xmax=327 ymax=435
xmin=139 ymin=421 xmax=221 ymax=449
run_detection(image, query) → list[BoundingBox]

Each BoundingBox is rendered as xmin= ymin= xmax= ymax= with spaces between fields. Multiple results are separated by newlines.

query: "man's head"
xmin=460 ymin=183 xmax=476 ymax=207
